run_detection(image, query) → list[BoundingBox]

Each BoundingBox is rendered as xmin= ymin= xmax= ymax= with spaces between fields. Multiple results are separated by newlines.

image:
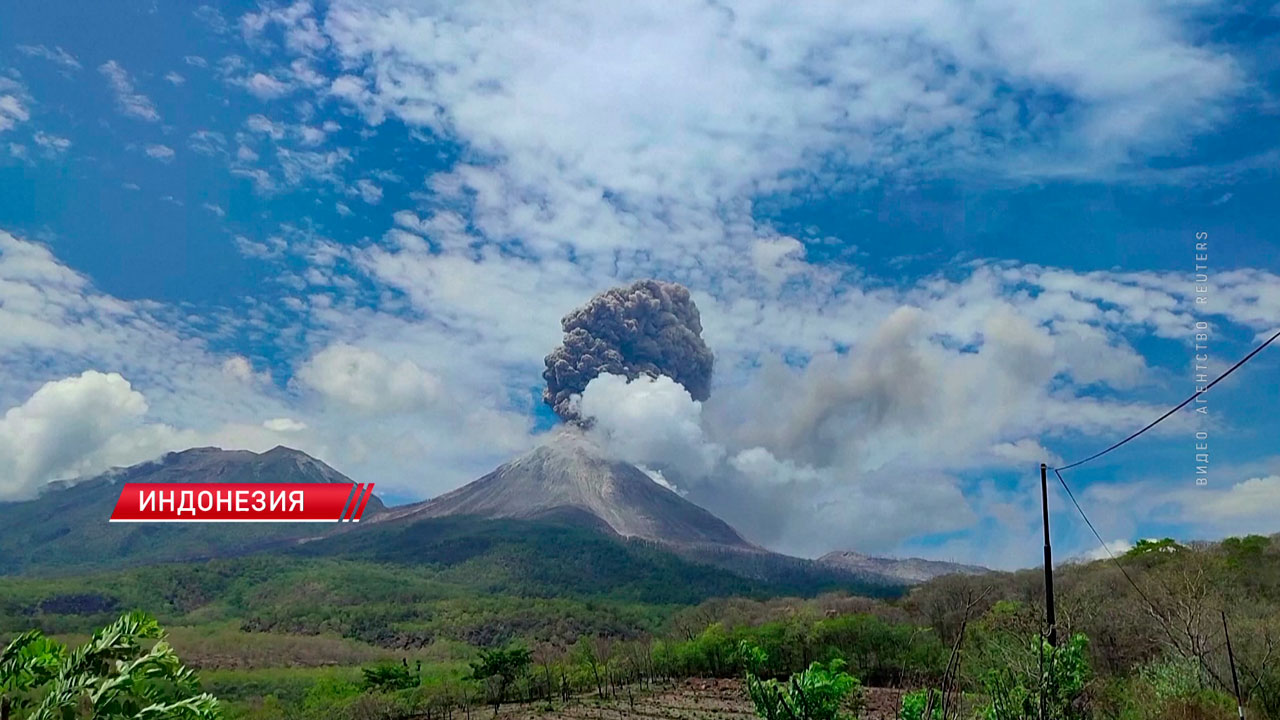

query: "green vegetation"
xmin=977 ymin=633 xmax=1090 ymax=720
xmin=898 ymin=689 xmax=942 ymax=720
xmin=0 ymin=611 xmax=218 ymax=720
xmin=469 ymin=645 xmax=531 ymax=714
xmin=2 ymin=531 xmax=1279 ymax=719
xmin=363 ymin=660 xmax=422 ymax=693
xmin=741 ymin=641 xmax=864 ymax=720
xmin=1122 ymin=537 xmax=1186 ymax=559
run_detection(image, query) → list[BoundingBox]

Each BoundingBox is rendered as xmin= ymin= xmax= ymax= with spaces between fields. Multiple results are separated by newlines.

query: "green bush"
xmin=742 ymin=642 xmax=863 ymax=720
xmin=362 ymin=660 xmax=420 ymax=692
xmin=1134 ymin=656 xmax=1234 ymax=719
xmin=898 ymin=688 xmax=942 ymax=720
xmin=981 ymin=633 xmax=1091 ymax=720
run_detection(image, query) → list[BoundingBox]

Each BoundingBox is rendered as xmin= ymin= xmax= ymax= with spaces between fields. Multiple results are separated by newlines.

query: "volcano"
xmin=384 ymin=430 xmax=752 ymax=549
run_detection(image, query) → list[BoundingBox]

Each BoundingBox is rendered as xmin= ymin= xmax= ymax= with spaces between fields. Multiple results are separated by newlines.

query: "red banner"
xmin=109 ymin=483 xmax=376 ymax=522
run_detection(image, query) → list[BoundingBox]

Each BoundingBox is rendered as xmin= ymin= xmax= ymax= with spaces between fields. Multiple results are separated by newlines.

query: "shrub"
xmin=898 ymin=688 xmax=942 ymax=720
xmin=742 ymin=642 xmax=863 ymax=720
xmin=981 ymin=633 xmax=1091 ymax=720
xmin=362 ymin=660 xmax=420 ymax=692
xmin=1135 ymin=656 xmax=1235 ymax=719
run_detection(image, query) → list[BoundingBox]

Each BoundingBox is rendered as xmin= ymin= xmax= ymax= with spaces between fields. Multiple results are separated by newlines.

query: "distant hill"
xmin=817 ymin=550 xmax=988 ymax=583
xmin=0 ymin=446 xmax=384 ymax=575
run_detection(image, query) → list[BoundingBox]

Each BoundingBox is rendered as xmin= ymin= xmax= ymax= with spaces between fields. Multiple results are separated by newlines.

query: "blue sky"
xmin=1 ymin=0 xmax=1279 ymax=568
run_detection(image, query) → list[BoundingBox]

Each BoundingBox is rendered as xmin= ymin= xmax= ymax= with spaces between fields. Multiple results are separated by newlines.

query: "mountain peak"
xmin=392 ymin=429 xmax=751 ymax=548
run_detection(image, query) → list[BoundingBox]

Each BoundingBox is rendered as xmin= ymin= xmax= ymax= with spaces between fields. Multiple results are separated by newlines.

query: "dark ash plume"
xmin=543 ymin=280 xmax=714 ymax=422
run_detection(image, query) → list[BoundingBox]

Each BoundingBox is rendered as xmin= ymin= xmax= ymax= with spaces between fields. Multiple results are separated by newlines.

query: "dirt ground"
xmin=497 ymin=677 xmax=906 ymax=720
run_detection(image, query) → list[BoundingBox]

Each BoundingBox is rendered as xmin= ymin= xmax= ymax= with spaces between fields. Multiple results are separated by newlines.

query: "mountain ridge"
xmin=2 ymin=440 xmax=978 ymax=589
xmin=0 ymin=445 xmax=384 ymax=575
xmin=817 ymin=549 xmax=989 ymax=583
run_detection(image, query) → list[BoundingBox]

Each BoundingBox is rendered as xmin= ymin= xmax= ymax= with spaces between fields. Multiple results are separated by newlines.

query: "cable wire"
xmin=1055 ymin=328 xmax=1280 ymax=472
xmin=1046 ymin=326 xmax=1280 ymax=652
xmin=1052 ymin=467 xmax=1157 ymax=609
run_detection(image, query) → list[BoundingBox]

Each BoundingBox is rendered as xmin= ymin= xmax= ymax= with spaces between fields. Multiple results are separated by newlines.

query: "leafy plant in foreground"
xmin=898 ymin=688 xmax=942 ymax=720
xmin=0 ymin=610 xmax=220 ymax=720
xmin=741 ymin=641 xmax=863 ymax=720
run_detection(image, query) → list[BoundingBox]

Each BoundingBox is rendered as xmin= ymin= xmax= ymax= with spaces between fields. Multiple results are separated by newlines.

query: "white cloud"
xmin=194 ymin=5 xmax=232 ymax=35
xmin=264 ymin=417 xmax=307 ymax=432
xmin=1082 ymin=539 xmax=1134 ymax=561
xmin=17 ymin=44 xmax=81 ymax=71
xmin=0 ymin=229 xmax=538 ymax=500
xmin=245 ymin=114 xmax=285 ymax=139
xmin=98 ymin=60 xmax=160 ymax=122
xmin=221 ymin=356 xmax=256 ymax=382
xmin=188 ymin=130 xmax=227 ymax=157
xmin=1194 ymin=475 xmax=1280 ymax=523
xmin=144 ymin=144 xmax=175 ymax=162
xmin=233 ymin=234 xmax=286 ymax=259
xmin=353 ymin=178 xmax=381 ymax=204
xmin=579 ymin=373 xmax=724 ymax=481
xmin=164 ymin=71 xmax=186 ymax=86
xmin=297 ymin=125 xmax=326 ymax=145
xmin=33 ymin=131 xmax=71 ymax=153
xmin=0 ymin=79 xmax=31 ymax=133
xmin=0 ymin=371 xmax=149 ymax=499
xmin=296 ymin=343 xmax=442 ymax=412
xmin=243 ymin=72 xmax=291 ymax=100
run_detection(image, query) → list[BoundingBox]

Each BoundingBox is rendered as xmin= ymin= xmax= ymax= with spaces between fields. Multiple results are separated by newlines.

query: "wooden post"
xmin=1222 ymin=611 xmax=1245 ymax=720
xmin=1041 ymin=463 xmax=1057 ymax=647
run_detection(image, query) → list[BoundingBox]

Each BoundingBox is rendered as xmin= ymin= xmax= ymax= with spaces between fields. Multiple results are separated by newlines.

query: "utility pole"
xmin=1223 ymin=611 xmax=1245 ymax=720
xmin=1040 ymin=463 xmax=1057 ymax=647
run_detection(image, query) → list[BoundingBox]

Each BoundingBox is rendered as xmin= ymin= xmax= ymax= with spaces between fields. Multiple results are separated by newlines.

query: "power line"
xmin=1056 ymin=327 xmax=1280 ymax=472
xmin=1044 ymin=325 xmax=1280 ymax=667
xmin=1052 ymin=467 xmax=1156 ymax=610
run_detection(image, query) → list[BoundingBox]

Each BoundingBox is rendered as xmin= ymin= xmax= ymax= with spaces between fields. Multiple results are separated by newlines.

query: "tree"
xmin=1125 ymin=538 xmax=1187 ymax=560
xmin=469 ymin=645 xmax=531 ymax=716
xmin=0 ymin=610 xmax=220 ymax=720
xmin=362 ymin=658 xmax=421 ymax=692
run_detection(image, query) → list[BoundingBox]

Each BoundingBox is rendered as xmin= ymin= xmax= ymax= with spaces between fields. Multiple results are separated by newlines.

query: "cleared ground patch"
xmin=497 ymin=678 xmax=904 ymax=720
